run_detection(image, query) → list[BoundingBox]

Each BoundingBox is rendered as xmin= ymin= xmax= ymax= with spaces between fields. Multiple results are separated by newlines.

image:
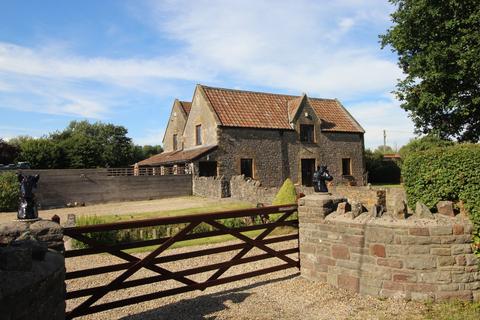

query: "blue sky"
xmin=0 ymin=0 xmax=415 ymax=149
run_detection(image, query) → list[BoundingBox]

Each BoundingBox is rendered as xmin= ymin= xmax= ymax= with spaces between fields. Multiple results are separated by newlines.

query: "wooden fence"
xmin=63 ymin=204 xmax=299 ymax=319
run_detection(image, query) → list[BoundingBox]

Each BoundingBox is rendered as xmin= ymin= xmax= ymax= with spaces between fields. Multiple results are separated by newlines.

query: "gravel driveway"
xmin=0 ymin=196 xmax=238 ymax=224
xmin=66 ymin=239 xmax=427 ymax=320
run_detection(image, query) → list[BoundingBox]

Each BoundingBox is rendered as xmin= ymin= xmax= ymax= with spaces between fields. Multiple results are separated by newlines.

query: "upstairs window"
xmin=342 ymin=158 xmax=352 ymax=176
xmin=195 ymin=125 xmax=202 ymax=145
xmin=300 ymin=124 xmax=314 ymax=143
xmin=173 ymin=134 xmax=178 ymax=151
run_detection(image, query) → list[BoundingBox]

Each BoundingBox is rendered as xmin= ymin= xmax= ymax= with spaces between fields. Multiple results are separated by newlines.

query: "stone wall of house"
xmin=229 ymin=175 xmax=279 ymax=204
xmin=183 ymin=88 xmax=219 ymax=149
xmin=163 ymin=100 xmax=189 ymax=152
xmin=216 ymin=127 xmax=365 ymax=188
xmin=298 ymin=194 xmax=480 ymax=301
xmin=288 ymin=103 xmax=365 ymax=186
xmin=192 ymin=175 xmax=230 ymax=198
xmin=0 ymin=219 xmax=65 ymax=320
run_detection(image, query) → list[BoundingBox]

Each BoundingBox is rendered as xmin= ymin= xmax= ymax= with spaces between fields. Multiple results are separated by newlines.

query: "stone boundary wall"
xmin=16 ymin=169 xmax=192 ymax=208
xmin=193 ymin=176 xmax=230 ymax=198
xmin=0 ymin=219 xmax=65 ymax=320
xmin=229 ymin=175 xmax=278 ymax=204
xmin=299 ymin=194 xmax=479 ymax=301
xmin=330 ymin=186 xmax=386 ymax=209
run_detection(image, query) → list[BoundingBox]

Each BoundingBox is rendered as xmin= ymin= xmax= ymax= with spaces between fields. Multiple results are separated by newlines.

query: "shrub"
xmin=0 ymin=172 xmax=19 ymax=212
xmin=402 ymin=144 xmax=480 ymax=253
xmin=272 ymin=178 xmax=297 ymax=205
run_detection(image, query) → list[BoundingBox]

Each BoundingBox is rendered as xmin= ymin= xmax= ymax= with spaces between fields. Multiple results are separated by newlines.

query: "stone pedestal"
xmin=0 ymin=219 xmax=65 ymax=320
xmin=298 ymin=193 xmax=346 ymax=218
xmin=0 ymin=219 xmax=64 ymax=252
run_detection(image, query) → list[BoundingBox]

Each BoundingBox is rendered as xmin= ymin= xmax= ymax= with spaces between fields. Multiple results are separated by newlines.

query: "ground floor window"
xmin=342 ymin=158 xmax=351 ymax=176
xmin=199 ymin=161 xmax=217 ymax=177
xmin=240 ymin=158 xmax=253 ymax=178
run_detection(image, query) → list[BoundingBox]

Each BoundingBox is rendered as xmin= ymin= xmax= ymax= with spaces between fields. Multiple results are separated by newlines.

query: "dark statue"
xmin=17 ymin=174 xmax=40 ymax=220
xmin=313 ymin=165 xmax=333 ymax=193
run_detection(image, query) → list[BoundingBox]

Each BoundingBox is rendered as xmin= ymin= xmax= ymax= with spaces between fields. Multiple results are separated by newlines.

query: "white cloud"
xmin=133 ymin=127 xmax=166 ymax=146
xmin=0 ymin=0 xmax=413 ymax=146
xmin=144 ymin=0 xmax=400 ymax=98
xmin=0 ymin=42 xmax=208 ymax=84
xmin=347 ymin=97 xmax=415 ymax=149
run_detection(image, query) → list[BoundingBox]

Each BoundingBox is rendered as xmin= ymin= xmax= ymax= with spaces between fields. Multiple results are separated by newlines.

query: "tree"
xmin=374 ymin=145 xmax=395 ymax=154
xmin=381 ymin=0 xmax=480 ymax=142
xmin=399 ymin=134 xmax=454 ymax=161
xmin=17 ymin=137 xmax=64 ymax=169
xmin=0 ymin=139 xmax=19 ymax=164
xmin=52 ymin=121 xmax=136 ymax=168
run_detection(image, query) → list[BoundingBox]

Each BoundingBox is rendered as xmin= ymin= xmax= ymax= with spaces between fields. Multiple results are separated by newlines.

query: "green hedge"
xmin=0 ymin=172 xmax=19 ymax=212
xmin=402 ymin=144 xmax=480 ymax=252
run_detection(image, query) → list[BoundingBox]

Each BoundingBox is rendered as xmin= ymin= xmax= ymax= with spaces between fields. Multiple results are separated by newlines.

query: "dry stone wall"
xmin=229 ymin=175 xmax=278 ymax=204
xmin=299 ymin=194 xmax=480 ymax=301
xmin=193 ymin=176 xmax=230 ymax=198
xmin=0 ymin=219 xmax=65 ymax=320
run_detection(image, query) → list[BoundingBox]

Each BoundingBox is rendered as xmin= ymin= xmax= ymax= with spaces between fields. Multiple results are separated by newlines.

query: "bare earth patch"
xmin=0 ymin=196 xmax=240 ymax=224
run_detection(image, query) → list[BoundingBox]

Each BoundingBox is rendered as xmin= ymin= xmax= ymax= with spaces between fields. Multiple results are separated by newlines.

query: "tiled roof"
xmin=200 ymin=85 xmax=364 ymax=133
xmin=308 ymin=98 xmax=364 ymax=133
xmin=287 ymin=96 xmax=304 ymax=122
xmin=178 ymin=101 xmax=192 ymax=116
xmin=137 ymin=145 xmax=217 ymax=166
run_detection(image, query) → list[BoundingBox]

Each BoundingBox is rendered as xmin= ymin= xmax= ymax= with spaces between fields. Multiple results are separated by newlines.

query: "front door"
xmin=301 ymin=159 xmax=315 ymax=187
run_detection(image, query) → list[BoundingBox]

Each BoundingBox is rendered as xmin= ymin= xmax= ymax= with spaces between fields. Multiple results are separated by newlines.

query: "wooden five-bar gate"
xmin=63 ymin=204 xmax=300 ymax=319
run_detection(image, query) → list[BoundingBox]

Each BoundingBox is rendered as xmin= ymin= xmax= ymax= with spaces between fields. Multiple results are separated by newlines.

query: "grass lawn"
xmin=73 ymin=201 xmax=297 ymax=253
xmin=421 ymin=300 xmax=480 ymax=320
xmin=76 ymin=201 xmax=255 ymax=224
xmin=370 ymin=183 xmax=404 ymax=188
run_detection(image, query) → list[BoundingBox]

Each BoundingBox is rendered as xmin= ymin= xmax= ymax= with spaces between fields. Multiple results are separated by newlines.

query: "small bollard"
xmin=51 ymin=214 xmax=60 ymax=224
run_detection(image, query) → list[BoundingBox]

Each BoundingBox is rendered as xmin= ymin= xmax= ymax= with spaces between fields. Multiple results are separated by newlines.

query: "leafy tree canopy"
xmin=0 ymin=139 xmax=19 ymax=164
xmin=381 ymin=0 xmax=480 ymax=142
xmin=12 ymin=121 xmax=163 ymax=169
xmin=399 ymin=134 xmax=454 ymax=161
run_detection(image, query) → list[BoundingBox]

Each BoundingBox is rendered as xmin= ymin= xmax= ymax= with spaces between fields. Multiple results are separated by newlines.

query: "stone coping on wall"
xmin=298 ymin=193 xmax=480 ymax=302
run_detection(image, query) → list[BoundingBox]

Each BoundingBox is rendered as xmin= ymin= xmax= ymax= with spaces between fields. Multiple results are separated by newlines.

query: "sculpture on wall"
xmin=313 ymin=165 xmax=333 ymax=193
xmin=17 ymin=174 xmax=40 ymax=220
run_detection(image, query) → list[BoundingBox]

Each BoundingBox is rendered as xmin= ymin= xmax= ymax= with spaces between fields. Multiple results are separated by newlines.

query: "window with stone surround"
xmin=195 ymin=125 xmax=202 ymax=145
xmin=300 ymin=124 xmax=314 ymax=143
xmin=173 ymin=134 xmax=178 ymax=150
xmin=342 ymin=158 xmax=352 ymax=176
xmin=241 ymin=158 xmax=253 ymax=178
xmin=199 ymin=161 xmax=217 ymax=177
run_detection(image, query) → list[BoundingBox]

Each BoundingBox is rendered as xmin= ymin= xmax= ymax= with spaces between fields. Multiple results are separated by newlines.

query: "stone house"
xmin=138 ymin=84 xmax=365 ymax=190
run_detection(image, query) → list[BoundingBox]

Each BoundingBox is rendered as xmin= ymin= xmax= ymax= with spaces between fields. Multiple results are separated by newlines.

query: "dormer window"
xmin=195 ymin=124 xmax=202 ymax=145
xmin=300 ymin=124 xmax=314 ymax=143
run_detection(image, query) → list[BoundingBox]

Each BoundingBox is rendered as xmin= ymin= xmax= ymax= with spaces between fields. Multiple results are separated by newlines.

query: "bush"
xmin=0 ymin=172 xmax=19 ymax=212
xmin=272 ymin=178 xmax=297 ymax=205
xmin=402 ymin=144 xmax=480 ymax=253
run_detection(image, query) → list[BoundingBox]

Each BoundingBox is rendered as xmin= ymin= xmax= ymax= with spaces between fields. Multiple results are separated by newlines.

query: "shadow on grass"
xmin=119 ymin=272 xmax=300 ymax=320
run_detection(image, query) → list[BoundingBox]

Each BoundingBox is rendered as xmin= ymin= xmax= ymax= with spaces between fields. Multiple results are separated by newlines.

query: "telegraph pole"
xmin=383 ymin=130 xmax=387 ymax=153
